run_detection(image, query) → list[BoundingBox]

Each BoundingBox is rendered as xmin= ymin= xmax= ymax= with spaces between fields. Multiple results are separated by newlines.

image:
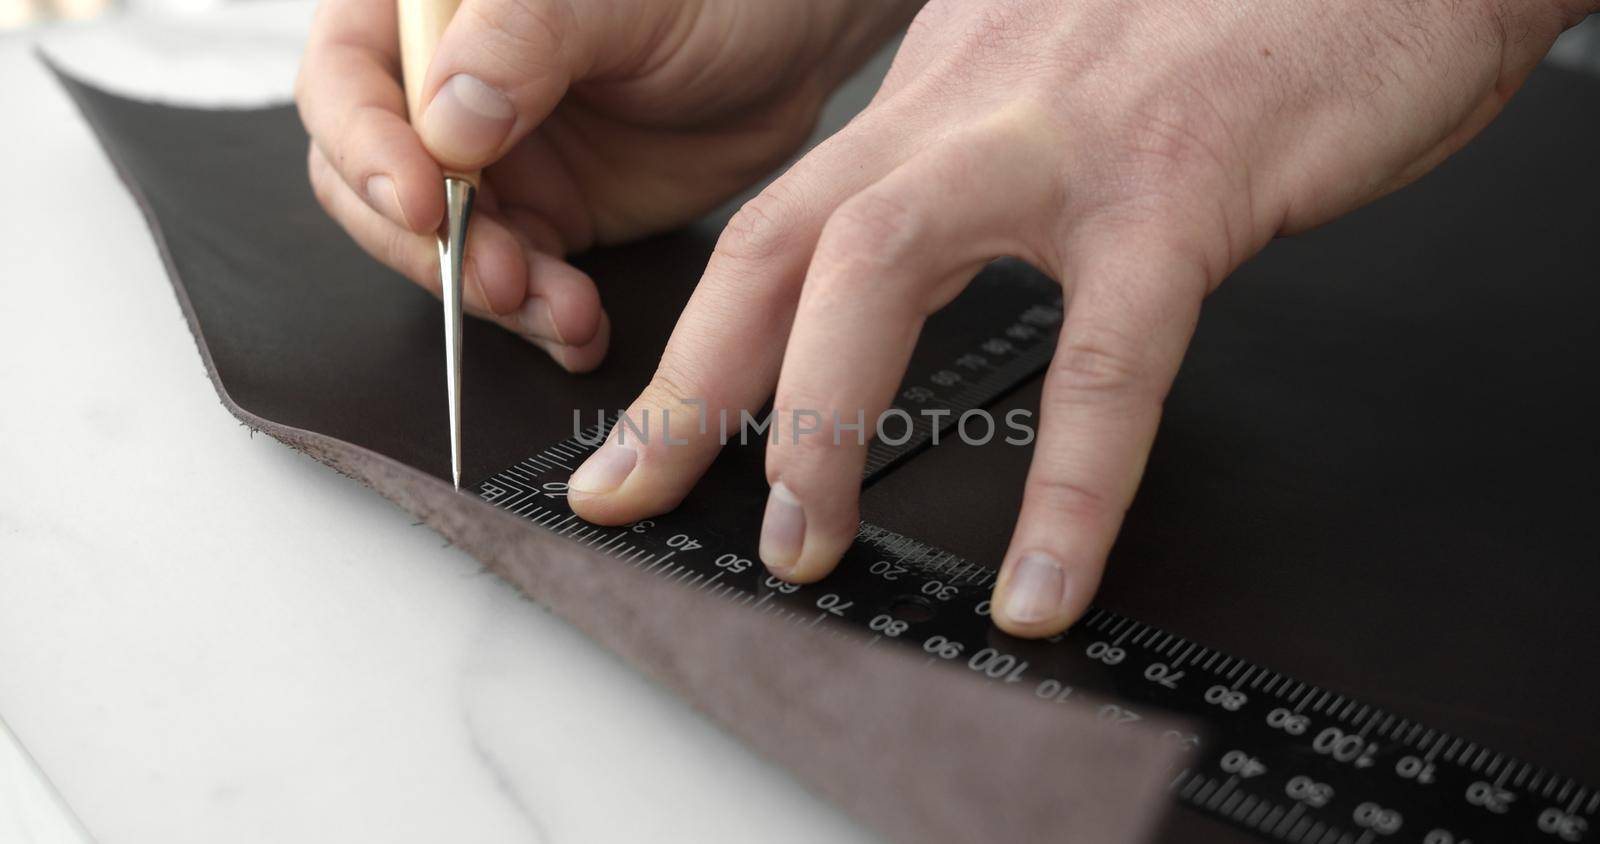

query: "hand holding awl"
xmin=397 ymin=0 xmax=476 ymax=490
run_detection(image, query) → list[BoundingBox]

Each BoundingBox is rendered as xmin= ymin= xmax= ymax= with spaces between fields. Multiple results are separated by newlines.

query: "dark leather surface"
xmin=861 ymin=62 xmax=1600 ymax=804
xmin=51 ymin=60 xmax=1182 ymax=844
xmin=50 ymin=47 xmax=1600 ymax=843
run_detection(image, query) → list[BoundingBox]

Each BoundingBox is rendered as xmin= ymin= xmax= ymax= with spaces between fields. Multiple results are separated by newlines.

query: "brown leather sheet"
xmin=46 ymin=60 xmax=1181 ymax=844
xmin=48 ymin=48 xmax=1600 ymax=843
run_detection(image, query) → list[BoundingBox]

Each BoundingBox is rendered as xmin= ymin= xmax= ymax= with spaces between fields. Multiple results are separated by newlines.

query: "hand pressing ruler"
xmin=478 ymin=262 xmax=1596 ymax=844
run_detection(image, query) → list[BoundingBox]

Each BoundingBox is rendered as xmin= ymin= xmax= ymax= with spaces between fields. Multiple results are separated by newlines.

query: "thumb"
xmin=414 ymin=0 xmax=599 ymax=171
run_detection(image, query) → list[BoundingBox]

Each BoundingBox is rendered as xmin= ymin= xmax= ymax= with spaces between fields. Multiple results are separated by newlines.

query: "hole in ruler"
xmin=888 ymin=595 xmax=937 ymax=624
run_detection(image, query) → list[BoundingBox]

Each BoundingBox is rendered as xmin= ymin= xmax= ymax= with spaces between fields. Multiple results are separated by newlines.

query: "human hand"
xmin=567 ymin=0 xmax=1593 ymax=636
xmin=295 ymin=0 xmax=916 ymax=370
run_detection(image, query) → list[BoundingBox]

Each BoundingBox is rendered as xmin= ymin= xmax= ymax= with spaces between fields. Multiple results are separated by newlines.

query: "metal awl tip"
xmin=437 ymin=176 xmax=475 ymax=491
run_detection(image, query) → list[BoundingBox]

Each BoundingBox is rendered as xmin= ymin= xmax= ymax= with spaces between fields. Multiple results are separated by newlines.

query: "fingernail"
xmin=419 ymin=74 xmax=515 ymax=166
xmin=365 ymin=174 xmax=410 ymax=229
xmin=517 ymin=298 xmax=564 ymax=344
xmin=569 ymin=442 xmax=636 ymax=495
xmin=759 ymin=482 xmax=805 ymax=574
xmin=531 ymin=337 xmax=571 ymax=370
xmin=999 ymin=552 xmax=1068 ymax=624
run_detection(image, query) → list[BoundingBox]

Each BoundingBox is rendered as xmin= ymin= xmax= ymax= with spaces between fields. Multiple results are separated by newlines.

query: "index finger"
xmin=295 ymin=0 xmax=444 ymax=233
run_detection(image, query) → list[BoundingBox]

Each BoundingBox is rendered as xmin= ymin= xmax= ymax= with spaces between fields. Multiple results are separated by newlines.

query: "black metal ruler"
xmin=478 ymin=263 xmax=1596 ymax=844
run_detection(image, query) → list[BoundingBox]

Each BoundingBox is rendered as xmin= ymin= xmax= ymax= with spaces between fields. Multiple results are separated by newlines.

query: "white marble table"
xmin=0 ymin=4 xmax=878 ymax=841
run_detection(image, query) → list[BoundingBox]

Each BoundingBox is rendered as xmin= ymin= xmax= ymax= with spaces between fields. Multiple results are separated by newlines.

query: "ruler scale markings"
xmin=1207 ymin=777 xmax=1239 ymax=811
xmin=1286 ymin=682 xmax=1306 ymax=706
xmin=474 ymin=274 xmax=1593 ymax=844
xmin=505 ymin=465 xmax=539 ymax=484
xmin=1275 ymin=803 xmax=1305 ymax=838
xmin=499 ymin=447 xmax=1600 ymax=844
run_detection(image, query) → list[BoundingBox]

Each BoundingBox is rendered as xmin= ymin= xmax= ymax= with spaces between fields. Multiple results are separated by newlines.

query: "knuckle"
xmin=328 ymin=105 xmax=387 ymax=177
xmin=380 ymin=227 xmax=423 ymax=281
xmin=763 ymin=417 xmax=846 ymax=481
xmin=816 ymin=191 xmax=920 ymax=270
xmin=1049 ymin=325 xmax=1155 ymax=399
xmin=641 ymin=362 xmax=701 ymax=412
xmin=291 ymin=51 xmax=332 ymax=116
xmin=1074 ymin=89 xmax=1249 ymax=278
xmin=1027 ymin=473 xmax=1118 ymax=524
xmin=1082 ymin=75 xmax=1242 ymax=217
xmin=291 ymin=65 xmax=312 ymax=112
xmin=306 ymin=145 xmax=336 ymax=210
xmin=464 ymin=0 xmax=568 ymax=81
xmin=951 ymin=3 xmax=1040 ymax=57
xmin=1116 ymin=100 xmax=1228 ymax=181
xmin=716 ymin=187 xmax=799 ymax=266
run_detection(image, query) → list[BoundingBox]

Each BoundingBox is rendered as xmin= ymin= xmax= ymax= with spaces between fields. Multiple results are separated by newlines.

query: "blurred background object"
xmin=3 ymin=0 xmax=1595 ymax=68
xmin=2 ymin=717 xmax=94 ymax=844
xmin=4 ymin=2 xmax=1593 ymax=78
xmin=3 ymin=0 xmax=242 ymax=32
xmin=1552 ymin=13 xmax=1600 ymax=75
xmin=3 ymin=0 xmax=117 ymax=30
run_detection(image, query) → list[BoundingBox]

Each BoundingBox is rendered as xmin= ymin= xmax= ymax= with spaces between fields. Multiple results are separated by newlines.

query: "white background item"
xmin=0 ymin=3 xmax=877 ymax=842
